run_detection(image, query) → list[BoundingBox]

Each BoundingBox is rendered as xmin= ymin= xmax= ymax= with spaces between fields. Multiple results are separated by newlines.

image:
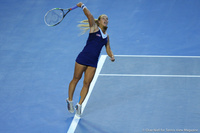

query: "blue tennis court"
xmin=0 ymin=0 xmax=200 ymax=133
xmin=69 ymin=55 xmax=200 ymax=133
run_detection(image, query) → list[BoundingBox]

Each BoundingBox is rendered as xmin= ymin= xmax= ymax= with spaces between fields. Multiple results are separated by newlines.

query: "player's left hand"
xmin=110 ymin=56 xmax=115 ymax=62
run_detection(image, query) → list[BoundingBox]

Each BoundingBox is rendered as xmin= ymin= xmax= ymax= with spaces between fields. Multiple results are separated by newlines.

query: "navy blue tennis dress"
xmin=76 ymin=27 xmax=108 ymax=68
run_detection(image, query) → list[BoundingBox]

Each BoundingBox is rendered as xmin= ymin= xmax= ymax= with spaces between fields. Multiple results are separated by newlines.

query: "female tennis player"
xmin=66 ymin=2 xmax=115 ymax=117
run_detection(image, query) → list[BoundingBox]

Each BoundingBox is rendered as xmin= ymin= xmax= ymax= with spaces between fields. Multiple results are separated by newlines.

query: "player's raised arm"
xmin=77 ymin=2 xmax=98 ymax=33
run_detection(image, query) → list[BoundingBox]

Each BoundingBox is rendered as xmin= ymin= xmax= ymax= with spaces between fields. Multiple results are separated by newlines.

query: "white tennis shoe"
xmin=75 ymin=103 xmax=82 ymax=117
xmin=66 ymin=98 xmax=74 ymax=113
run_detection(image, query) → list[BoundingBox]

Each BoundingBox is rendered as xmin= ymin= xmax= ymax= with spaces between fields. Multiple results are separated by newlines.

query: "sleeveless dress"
xmin=76 ymin=28 xmax=108 ymax=68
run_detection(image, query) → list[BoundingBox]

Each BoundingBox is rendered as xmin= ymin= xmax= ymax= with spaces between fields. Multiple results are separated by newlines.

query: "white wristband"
xmin=81 ymin=4 xmax=86 ymax=10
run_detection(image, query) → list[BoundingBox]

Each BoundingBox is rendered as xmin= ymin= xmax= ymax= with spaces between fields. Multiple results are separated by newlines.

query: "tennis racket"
xmin=44 ymin=5 xmax=78 ymax=26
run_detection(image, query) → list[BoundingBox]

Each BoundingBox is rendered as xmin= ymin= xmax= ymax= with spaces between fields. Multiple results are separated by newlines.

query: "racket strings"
xmin=45 ymin=9 xmax=64 ymax=26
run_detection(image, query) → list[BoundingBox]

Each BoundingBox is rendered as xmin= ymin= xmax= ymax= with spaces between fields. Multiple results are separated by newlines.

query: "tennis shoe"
xmin=66 ymin=98 xmax=74 ymax=113
xmin=75 ymin=103 xmax=82 ymax=117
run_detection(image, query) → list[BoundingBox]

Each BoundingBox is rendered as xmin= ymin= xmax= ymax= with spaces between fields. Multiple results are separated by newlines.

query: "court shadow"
xmin=65 ymin=116 xmax=74 ymax=130
xmin=77 ymin=118 xmax=110 ymax=133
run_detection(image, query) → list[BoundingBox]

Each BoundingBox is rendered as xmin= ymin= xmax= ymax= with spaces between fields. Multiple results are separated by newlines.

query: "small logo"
xmin=96 ymin=34 xmax=101 ymax=37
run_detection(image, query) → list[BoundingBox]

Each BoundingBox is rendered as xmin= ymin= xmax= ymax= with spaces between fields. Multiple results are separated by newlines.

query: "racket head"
xmin=44 ymin=8 xmax=65 ymax=26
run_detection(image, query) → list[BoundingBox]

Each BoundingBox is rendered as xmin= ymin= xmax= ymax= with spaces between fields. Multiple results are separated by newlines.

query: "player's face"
xmin=99 ymin=15 xmax=108 ymax=27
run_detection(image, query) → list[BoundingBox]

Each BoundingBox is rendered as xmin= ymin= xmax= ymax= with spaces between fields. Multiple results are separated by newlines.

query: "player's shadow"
xmin=78 ymin=118 xmax=110 ymax=133
xmin=65 ymin=116 xmax=74 ymax=130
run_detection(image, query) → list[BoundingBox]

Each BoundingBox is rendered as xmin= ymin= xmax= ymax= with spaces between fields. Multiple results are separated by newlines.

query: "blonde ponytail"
xmin=78 ymin=14 xmax=107 ymax=35
xmin=77 ymin=19 xmax=99 ymax=35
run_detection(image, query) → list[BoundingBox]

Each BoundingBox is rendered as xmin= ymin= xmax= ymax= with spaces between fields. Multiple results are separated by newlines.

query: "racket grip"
xmin=70 ymin=5 xmax=78 ymax=10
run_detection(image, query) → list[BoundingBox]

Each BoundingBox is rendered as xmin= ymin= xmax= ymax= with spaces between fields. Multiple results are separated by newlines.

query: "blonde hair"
xmin=78 ymin=14 xmax=107 ymax=35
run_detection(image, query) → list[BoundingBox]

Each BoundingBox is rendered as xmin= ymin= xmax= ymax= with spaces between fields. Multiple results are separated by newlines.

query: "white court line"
xmin=99 ymin=55 xmax=200 ymax=78
xmin=115 ymin=55 xmax=200 ymax=58
xmin=67 ymin=55 xmax=107 ymax=133
xmin=99 ymin=74 xmax=200 ymax=78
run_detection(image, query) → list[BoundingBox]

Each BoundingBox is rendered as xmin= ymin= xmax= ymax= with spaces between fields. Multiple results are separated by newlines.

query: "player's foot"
xmin=75 ymin=103 xmax=82 ymax=117
xmin=66 ymin=98 xmax=74 ymax=113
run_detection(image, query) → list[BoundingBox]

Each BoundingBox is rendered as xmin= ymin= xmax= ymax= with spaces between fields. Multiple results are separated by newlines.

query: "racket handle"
xmin=70 ymin=5 xmax=78 ymax=10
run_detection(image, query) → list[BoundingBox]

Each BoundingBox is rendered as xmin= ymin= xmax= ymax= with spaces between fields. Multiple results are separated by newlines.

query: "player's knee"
xmin=73 ymin=75 xmax=81 ymax=83
xmin=83 ymin=80 xmax=90 ymax=88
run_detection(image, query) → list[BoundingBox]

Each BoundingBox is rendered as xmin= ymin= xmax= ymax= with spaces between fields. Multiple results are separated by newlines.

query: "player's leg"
xmin=75 ymin=66 xmax=96 ymax=116
xmin=79 ymin=66 xmax=96 ymax=104
xmin=68 ymin=62 xmax=87 ymax=100
xmin=67 ymin=62 xmax=86 ymax=113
